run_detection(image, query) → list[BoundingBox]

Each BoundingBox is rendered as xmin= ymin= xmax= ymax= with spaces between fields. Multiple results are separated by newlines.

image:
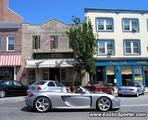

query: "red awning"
xmin=0 ymin=55 xmax=21 ymax=66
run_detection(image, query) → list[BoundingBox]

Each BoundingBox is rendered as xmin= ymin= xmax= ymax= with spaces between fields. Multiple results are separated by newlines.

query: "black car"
xmin=0 ymin=80 xmax=28 ymax=98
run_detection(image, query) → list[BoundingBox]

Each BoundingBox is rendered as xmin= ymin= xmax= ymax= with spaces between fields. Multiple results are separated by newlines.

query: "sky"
xmin=9 ymin=0 xmax=148 ymax=24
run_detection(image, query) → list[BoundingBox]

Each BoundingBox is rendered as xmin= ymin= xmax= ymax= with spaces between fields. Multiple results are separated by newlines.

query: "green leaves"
xmin=67 ymin=17 xmax=97 ymax=74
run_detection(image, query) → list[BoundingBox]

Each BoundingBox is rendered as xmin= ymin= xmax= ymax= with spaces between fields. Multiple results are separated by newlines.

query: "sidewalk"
xmin=114 ymin=87 xmax=148 ymax=94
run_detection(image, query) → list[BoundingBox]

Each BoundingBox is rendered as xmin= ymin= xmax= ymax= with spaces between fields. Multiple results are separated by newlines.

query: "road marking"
xmin=121 ymin=104 xmax=148 ymax=107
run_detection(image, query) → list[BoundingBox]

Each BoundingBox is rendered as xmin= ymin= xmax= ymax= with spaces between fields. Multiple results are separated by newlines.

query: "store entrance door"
xmin=49 ymin=68 xmax=60 ymax=81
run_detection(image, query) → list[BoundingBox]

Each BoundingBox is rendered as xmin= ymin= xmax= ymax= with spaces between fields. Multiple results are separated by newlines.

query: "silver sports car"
xmin=25 ymin=86 xmax=120 ymax=112
xmin=118 ymin=82 xmax=145 ymax=97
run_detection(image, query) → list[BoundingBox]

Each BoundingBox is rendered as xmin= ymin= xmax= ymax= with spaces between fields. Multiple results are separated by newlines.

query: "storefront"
xmin=25 ymin=59 xmax=81 ymax=86
xmin=96 ymin=59 xmax=148 ymax=87
xmin=0 ymin=55 xmax=21 ymax=81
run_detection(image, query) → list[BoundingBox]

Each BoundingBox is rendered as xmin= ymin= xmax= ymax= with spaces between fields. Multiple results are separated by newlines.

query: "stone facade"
xmin=21 ymin=20 xmax=81 ymax=86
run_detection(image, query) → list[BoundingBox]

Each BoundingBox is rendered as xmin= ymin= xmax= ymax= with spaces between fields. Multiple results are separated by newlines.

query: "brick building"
xmin=0 ymin=0 xmax=23 ymax=81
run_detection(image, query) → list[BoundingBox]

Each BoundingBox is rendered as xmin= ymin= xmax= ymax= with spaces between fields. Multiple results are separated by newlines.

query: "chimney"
xmin=0 ymin=0 xmax=8 ymax=11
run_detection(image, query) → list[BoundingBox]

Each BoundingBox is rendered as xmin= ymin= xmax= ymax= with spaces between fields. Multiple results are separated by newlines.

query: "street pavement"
xmin=0 ymin=94 xmax=148 ymax=120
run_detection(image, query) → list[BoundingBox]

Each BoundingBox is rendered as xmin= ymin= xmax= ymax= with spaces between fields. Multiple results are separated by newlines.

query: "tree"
xmin=66 ymin=17 xmax=97 ymax=85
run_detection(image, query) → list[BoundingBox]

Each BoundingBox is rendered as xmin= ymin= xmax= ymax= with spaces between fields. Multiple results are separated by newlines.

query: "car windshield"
xmin=80 ymin=87 xmax=92 ymax=94
xmin=34 ymin=81 xmax=47 ymax=85
xmin=0 ymin=81 xmax=11 ymax=86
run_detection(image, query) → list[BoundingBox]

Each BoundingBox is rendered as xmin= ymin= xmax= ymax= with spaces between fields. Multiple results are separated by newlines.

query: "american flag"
xmin=43 ymin=35 xmax=55 ymax=46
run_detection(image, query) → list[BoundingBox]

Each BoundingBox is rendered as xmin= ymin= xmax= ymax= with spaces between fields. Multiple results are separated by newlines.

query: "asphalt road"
xmin=0 ymin=94 xmax=148 ymax=120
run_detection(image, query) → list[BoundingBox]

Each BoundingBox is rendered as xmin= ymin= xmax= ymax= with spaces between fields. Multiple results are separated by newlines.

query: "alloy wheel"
xmin=35 ymin=97 xmax=51 ymax=112
xmin=97 ymin=97 xmax=111 ymax=112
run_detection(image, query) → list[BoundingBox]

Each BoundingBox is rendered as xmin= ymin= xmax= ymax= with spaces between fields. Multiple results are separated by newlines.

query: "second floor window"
xmin=123 ymin=19 xmax=139 ymax=32
xmin=50 ymin=35 xmax=58 ymax=49
xmin=97 ymin=40 xmax=115 ymax=55
xmin=124 ymin=40 xmax=140 ymax=55
xmin=7 ymin=35 xmax=15 ymax=51
xmin=96 ymin=18 xmax=113 ymax=31
xmin=32 ymin=35 xmax=40 ymax=49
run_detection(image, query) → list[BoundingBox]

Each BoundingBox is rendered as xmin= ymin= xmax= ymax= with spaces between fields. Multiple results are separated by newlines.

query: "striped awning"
xmin=0 ymin=55 xmax=21 ymax=66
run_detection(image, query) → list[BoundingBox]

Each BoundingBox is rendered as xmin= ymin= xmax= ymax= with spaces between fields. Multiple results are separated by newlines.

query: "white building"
xmin=85 ymin=8 xmax=148 ymax=87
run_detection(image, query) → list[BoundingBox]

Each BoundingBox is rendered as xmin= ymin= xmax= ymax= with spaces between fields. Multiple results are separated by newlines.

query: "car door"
xmin=3 ymin=81 xmax=14 ymax=96
xmin=61 ymin=93 xmax=92 ymax=108
xmin=12 ymin=81 xmax=26 ymax=96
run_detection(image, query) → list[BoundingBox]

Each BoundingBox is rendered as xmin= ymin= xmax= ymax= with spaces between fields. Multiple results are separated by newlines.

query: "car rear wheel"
xmin=96 ymin=97 xmax=112 ymax=112
xmin=136 ymin=91 xmax=139 ymax=97
xmin=0 ymin=90 xmax=6 ymax=98
xmin=34 ymin=97 xmax=51 ymax=112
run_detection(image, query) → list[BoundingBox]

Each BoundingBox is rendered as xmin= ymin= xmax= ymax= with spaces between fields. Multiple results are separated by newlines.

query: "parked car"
xmin=25 ymin=85 xmax=120 ymax=112
xmin=83 ymin=84 xmax=114 ymax=94
xmin=0 ymin=80 xmax=28 ymax=98
xmin=118 ymin=82 xmax=145 ymax=97
xmin=28 ymin=80 xmax=67 ymax=93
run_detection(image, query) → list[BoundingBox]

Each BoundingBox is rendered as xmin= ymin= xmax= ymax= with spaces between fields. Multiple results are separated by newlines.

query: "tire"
xmin=136 ymin=91 xmax=139 ymax=97
xmin=0 ymin=90 xmax=6 ymax=98
xmin=118 ymin=94 xmax=122 ymax=97
xmin=34 ymin=97 xmax=51 ymax=112
xmin=96 ymin=97 xmax=112 ymax=112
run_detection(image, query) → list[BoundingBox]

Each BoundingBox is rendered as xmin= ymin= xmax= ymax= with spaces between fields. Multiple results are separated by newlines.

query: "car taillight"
xmin=27 ymin=92 xmax=33 ymax=97
xmin=37 ymin=86 xmax=42 ymax=90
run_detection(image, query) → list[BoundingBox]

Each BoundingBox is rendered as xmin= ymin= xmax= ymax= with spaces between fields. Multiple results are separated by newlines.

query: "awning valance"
xmin=0 ymin=55 xmax=21 ymax=66
xmin=25 ymin=59 xmax=75 ymax=68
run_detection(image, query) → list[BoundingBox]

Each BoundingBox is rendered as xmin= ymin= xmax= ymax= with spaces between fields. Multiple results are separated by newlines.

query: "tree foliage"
xmin=67 ymin=17 xmax=97 ymax=74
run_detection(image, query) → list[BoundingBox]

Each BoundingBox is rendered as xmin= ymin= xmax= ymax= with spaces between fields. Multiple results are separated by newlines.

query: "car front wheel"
xmin=96 ymin=97 xmax=112 ymax=112
xmin=0 ymin=90 xmax=6 ymax=98
xmin=34 ymin=97 xmax=51 ymax=112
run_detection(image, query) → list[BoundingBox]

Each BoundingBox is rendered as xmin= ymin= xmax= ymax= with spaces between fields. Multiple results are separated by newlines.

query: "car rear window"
xmin=55 ymin=81 xmax=63 ymax=87
xmin=34 ymin=81 xmax=46 ymax=85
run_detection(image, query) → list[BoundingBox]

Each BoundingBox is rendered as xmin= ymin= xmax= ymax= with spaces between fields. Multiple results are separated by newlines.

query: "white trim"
xmin=6 ymin=34 xmax=15 ymax=51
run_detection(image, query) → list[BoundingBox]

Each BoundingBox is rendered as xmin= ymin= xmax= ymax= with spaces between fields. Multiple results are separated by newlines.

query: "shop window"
xmin=97 ymin=40 xmax=115 ymax=55
xmin=96 ymin=18 xmax=113 ymax=31
xmin=134 ymin=67 xmax=142 ymax=81
xmin=7 ymin=35 xmax=15 ymax=51
xmin=122 ymin=18 xmax=139 ymax=32
xmin=0 ymin=67 xmax=14 ymax=80
xmin=32 ymin=35 xmax=40 ymax=49
xmin=106 ymin=66 xmax=115 ymax=85
xmin=124 ymin=40 xmax=141 ymax=55
xmin=122 ymin=66 xmax=132 ymax=86
xmin=28 ymin=69 xmax=35 ymax=84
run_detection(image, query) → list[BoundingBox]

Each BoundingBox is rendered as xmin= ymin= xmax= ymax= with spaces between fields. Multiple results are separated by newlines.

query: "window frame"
xmin=97 ymin=39 xmax=115 ymax=56
xmin=50 ymin=35 xmax=58 ymax=49
xmin=122 ymin=18 xmax=139 ymax=32
xmin=6 ymin=34 xmax=15 ymax=51
xmin=96 ymin=17 xmax=114 ymax=32
xmin=32 ymin=35 xmax=40 ymax=50
xmin=123 ymin=39 xmax=141 ymax=55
